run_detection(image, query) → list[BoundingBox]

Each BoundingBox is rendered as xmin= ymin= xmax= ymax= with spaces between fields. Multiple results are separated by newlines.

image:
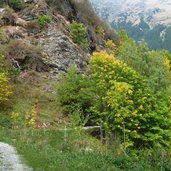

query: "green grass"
xmin=0 ymin=128 xmax=170 ymax=171
xmin=1 ymin=78 xmax=64 ymax=127
xmin=0 ymin=78 xmax=170 ymax=171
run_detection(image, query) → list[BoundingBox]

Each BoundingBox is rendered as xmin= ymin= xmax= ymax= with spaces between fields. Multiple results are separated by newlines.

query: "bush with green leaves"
xmin=8 ymin=0 xmax=22 ymax=11
xmin=56 ymin=51 xmax=171 ymax=148
xmin=69 ymin=21 xmax=88 ymax=50
xmin=56 ymin=65 xmax=92 ymax=117
xmin=116 ymin=32 xmax=171 ymax=93
xmin=38 ymin=15 xmax=51 ymax=27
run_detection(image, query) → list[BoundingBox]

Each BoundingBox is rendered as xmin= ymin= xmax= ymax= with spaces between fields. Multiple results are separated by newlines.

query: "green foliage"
xmin=0 ymin=128 xmax=170 ymax=171
xmin=69 ymin=21 xmax=88 ymax=50
xmin=8 ymin=0 xmax=22 ymax=11
xmin=0 ymin=113 xmax=11 ymax=127
xmin=38 ymin=15 xmax=51 ymax=27
xmin=11 ymin=107 xmax=38 ymax=128
xmin=0 ymin=28 xmax=6 ymax=43
xmin=95 ymin=26 xmax=104 ymax=37
xmin=117 ymin=29 xmax=130 ymax=41
xmin=56 ymin=65 xmax=92 ymax=119
xmin=117 ymin=38 xmax=171 ymax=92
xmin=57 ymin=51 xmax=171 ymax=148
xmin=105 ymin=39 xmax=116 ymax=54
xmin=88 ymin=51 xmax=171 ymax=148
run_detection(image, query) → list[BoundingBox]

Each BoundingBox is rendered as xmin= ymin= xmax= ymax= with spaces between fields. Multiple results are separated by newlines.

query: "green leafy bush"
xmin=38 ymin=15 xmax=51 ymax=27
xmin=69 ymin=21 xmax=88 ymax=50
xmin=8 ymin=0 xmax=22 ymax=11
xmin=88 ymin=51 xmax=171 ymax=148
xmin=116 ymin=36 xmax=171 ymax=92
xmin=56 ymin=51 xmax=171 ymax=148
xmin=56 ymin=65 xmax=92 ymax=117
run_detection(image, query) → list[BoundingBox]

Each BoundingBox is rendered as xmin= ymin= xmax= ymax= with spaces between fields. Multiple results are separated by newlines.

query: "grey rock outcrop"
xmin=39 ymin=25 xmax=89 ymax=75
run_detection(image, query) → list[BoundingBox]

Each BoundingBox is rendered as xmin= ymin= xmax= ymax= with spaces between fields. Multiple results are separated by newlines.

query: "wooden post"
xmin=64 ymin=125 xmax=67 ymax=142
xmin=123 ymin=124 xmax=126 ymax=151
xmin=100 ymin=124 xmax=103 ymax=144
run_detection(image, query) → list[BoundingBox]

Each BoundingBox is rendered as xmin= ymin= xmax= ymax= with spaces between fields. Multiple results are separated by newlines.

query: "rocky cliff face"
xmin=39 ymin=24 xmax=88 ymax=75
xmin=0 ymin=0 xmax=117 ymax=81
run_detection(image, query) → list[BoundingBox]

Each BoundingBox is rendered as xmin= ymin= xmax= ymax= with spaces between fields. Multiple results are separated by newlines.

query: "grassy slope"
xmin=0 ymin=76 xmax=171 ymax=171
xmin=1 ymin=128 xmax=171 ymax=171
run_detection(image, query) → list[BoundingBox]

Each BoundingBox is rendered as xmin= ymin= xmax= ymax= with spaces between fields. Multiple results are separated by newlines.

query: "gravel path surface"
xmin=0 ymin=142 xmax=32 ymax=171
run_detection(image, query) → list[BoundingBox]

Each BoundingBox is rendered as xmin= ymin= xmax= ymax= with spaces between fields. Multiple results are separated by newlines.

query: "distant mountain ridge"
xmin=91 ymin=0 xmax=171 ymax=51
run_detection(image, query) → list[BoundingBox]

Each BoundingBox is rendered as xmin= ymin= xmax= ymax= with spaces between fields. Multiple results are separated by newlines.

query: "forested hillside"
xmin=0 ymin=0 xmax=171 ymax=170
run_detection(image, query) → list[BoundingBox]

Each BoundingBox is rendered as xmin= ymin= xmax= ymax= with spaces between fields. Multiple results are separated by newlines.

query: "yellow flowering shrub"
xmin=11 ymin=107 xmax=38 ymax=128
xmin=0 ymin=73 xmax=12 ymax=102
xmin=105 ymin=39 xmax=116 ymax=54
xmin=0 ymin=54 xmax=12 ymax=103
xmin=88 ymin=51 xmax=171 ymax=148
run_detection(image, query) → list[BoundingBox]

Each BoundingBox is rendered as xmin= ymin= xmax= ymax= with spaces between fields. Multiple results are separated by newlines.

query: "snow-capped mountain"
xmin=91 ymin=0 xmax=171 ymax=51
xmin=91 ymin=0 xmax=171 ymax=28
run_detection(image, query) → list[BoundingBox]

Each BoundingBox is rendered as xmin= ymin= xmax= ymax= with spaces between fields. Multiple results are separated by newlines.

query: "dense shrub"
xmin=105 ymin=39 xmax=116 ymax=54
xmin=89 ymin=51 xmax=171 ymax=148
xmin=69 ymin=21 xmax=88 ymax=50
xmin=56 ymin=51 xmax=171 ymax=148
xmin=116 ymin=33 xmax=171 ymax=92
xmin=56 ymin=65 xmax=91 ymax=116
xmin=8 ymin=0 xmax=22 ymax=11
xmin=38 ymin=15 xmax=51 ymax=27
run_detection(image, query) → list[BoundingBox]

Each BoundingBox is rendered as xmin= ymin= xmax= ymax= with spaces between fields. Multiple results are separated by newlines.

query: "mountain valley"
xmin=91 ymin=0 xmax=171 ymax=51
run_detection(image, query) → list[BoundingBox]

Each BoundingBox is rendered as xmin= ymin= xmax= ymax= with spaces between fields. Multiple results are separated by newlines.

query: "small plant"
xmin=38 ymin=15 xmax=51 ymax=27
xmin=105 ymin=39 xmax=116 ymax=54
xmin=95 ymin=26 xmax=104 ymax=37
xmin=11 ymin=107 xmax=39 ymax=128
xmin=0 ymin=27 xmax=8 ymax=44
xmin=8 ymin=0 xmax=22 ymax=11
xmin=0 ymin=28 xmax=5 ymax=43
xmin=0 ymin=54 xmax=12 ymax=103
xmin=69 ymin=21 xmax=88 ymax=50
